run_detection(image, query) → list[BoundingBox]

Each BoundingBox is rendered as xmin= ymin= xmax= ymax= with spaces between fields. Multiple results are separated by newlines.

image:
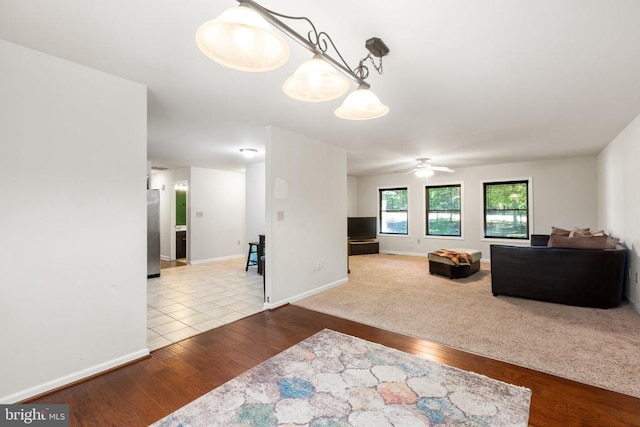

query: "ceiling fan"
xmin=393 ymin=158 xmax=455 ymax=177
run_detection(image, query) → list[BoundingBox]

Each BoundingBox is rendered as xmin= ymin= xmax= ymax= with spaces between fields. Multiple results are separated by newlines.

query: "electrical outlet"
xmin=315 ymin=261 xmax=324 ymax=271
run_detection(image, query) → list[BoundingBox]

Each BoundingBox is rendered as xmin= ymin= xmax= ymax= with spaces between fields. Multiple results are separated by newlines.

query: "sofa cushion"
xmin=548 ymin=235 xmax=619 ymax=249
xmin=551 ymin=226 xmax=571 ymax=236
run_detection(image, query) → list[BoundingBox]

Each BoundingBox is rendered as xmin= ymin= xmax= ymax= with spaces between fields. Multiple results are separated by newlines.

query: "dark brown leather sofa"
xmin=490 ymin=235 xmax=627 ymax=308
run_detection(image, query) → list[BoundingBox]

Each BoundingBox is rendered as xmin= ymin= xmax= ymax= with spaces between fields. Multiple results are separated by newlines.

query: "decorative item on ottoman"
xmin=428 ymin=248 xmax=482 ymax=279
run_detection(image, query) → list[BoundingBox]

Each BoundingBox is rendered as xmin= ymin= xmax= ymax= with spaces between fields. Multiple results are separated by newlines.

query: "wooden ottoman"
xmin=428 ymin=248 xmax=482 ymax=279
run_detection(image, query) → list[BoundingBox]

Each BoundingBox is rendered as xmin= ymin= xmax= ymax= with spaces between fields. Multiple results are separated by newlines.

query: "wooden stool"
xmin=245 ymin=241 xmax=259 ymax=271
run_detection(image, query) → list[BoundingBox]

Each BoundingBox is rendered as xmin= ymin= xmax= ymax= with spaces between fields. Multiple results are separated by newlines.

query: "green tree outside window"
xmin=379 ymin=188 xmax=408 ymax=234
xmin=426 ymin=185 xmax=461 ymax=236
xmin=484 ymin=181 xmax=529 ymax=239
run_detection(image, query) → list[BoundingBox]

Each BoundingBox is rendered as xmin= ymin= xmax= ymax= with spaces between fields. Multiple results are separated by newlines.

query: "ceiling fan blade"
xmin=393 ymin=167 xmax=418 ymax=174
xmin=429 ymin=166 xmax=455 ymax=173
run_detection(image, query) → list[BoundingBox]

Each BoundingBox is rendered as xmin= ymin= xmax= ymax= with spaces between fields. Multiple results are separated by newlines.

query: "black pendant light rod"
xmin=237 ymin=0 xmax=387 ymax=89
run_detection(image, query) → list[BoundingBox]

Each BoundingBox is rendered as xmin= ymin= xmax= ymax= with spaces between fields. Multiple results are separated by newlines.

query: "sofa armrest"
xmin=530 ymin=234 xmax=550 ymax=246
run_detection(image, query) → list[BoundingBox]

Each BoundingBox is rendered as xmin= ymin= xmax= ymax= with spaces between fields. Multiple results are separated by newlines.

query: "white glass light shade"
xmin=195 ymin=5 xmax=289 ymax=72
xmin=282 ymin=55 xmax=350 ymax=102
xmin=415 ymin=168 xmax=434 ymax=178
xmin=335 ymin=86 xmax=389 ymax=120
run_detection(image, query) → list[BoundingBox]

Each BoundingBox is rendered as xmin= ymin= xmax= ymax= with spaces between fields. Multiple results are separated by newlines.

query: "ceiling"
xmin=2 ymin=0 xmax=640 ymax=176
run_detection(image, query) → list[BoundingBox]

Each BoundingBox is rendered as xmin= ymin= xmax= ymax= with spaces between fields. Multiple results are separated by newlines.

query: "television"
xmin=347 ymin=217 xmax=377 ymax=241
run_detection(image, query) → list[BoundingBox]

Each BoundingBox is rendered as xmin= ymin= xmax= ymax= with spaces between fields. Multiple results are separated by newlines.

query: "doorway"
xmin=175 ymin=182 xmax=188 ymax=264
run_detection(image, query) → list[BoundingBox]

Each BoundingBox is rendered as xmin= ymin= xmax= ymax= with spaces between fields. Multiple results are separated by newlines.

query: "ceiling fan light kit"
xmin=414 ymin=168 xmax=435 ymax=178
xmin=195 ymin=0 xmax=389 ymax=120
xmin=394 ymin=158 xmax=455 ymax=178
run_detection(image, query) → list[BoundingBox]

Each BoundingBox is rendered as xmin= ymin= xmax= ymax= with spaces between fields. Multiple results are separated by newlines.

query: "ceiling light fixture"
xmin=195 ymin=5 xmax=289 ymax=72
xmin=335 ymin=84 xmax=389 ymax=120
xmin=282 ymin=54 xmax=350 ymax=102
xmin=239 ymin=148 xmax=258 ymax=158
xmin=196 ymin=0 xmax=390 ymax=120
xmin=414 ymin=168 xmax=435 ymax=178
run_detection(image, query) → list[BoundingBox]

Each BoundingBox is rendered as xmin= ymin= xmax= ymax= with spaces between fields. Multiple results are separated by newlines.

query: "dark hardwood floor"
xmin=28 ymin=305 xmax=640 ymax=426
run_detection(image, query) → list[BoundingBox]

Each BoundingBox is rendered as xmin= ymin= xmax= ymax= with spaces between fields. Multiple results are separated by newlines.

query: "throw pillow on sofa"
xmin=552 ymin=226 xmax=600 ymax=237
xmin=569 ymin=227 xmax=591 ymax=237
xmin=551 ymin=226 xmax=571 ymax=236
xmin=548 ymin=234 xmax=620 ymax=249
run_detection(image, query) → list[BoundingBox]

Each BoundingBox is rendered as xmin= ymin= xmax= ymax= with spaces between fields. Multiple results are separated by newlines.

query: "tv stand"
xmin=348 ymin=239 xmax=379 ymax=255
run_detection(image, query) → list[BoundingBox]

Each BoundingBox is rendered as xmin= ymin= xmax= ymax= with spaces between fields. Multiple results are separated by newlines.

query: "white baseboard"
xmin=160 ymin=255 xmax=171 ymax=261
xmin=189 ymin=254 xmax=244 ymax=265
xmin=628 ymin=296 xmax=640 ymax=315
xmin=1 ymin=348 xmax=149 ymax=404
xmin=264 ymin=277 xmax=349 ymax=310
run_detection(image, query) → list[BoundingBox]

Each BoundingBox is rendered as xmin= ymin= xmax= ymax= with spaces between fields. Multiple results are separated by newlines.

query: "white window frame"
xmin=378 ymin=186 xmax=410 ymax=237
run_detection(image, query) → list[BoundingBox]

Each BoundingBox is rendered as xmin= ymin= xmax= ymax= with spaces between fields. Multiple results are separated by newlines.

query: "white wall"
xmin=265 ymin=127 xmax=348 ymax=307
xmin=189 ymin=167 xmax=246 ymax=263
xmin=347 ymin=175 xmax=359 ymax=217
xmin=0 ymin=41 xmax=148 ymax=402
xmin=356 ymin=156 xmax=598 ymax=259
xmin=150 ymin=168 xmax=189 ymax=260
xmin=598 ymin=113 xmax=640 ymax=312
xmin=245 ymin=161 xmax=266 ymax=242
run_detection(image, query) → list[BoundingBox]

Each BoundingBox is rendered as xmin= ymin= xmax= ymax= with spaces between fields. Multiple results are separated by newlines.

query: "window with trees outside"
xmin=483 ymin=180 xmax=529 ymax=239
xmin=426 ymin=184 xmax=461 ymax=237
xmin=379 ymin=188 xmax=408 ymax=235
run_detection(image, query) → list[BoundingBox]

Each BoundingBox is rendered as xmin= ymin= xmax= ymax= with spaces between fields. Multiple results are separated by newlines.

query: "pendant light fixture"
xmin=196 ymin=0 xmax=390 ymax=119
xmin=195 ymin=4 xmax=289 ymax=72
xmin=282 ymin=55 xmax=350 ymax=102
xmin=335 ymin=84 xmax=389 ymax=120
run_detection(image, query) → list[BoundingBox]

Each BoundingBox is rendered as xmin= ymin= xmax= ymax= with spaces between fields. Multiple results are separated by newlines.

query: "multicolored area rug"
xmin=151 ymin=329 xmax=531 ymax=426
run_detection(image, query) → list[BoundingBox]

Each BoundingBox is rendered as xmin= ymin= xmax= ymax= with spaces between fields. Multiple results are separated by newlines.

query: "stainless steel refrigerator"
xmin=147 ymin=189 xmax=161 ymax=278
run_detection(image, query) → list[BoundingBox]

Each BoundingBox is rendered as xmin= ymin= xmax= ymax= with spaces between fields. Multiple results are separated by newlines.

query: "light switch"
xmin=277 ymin=211 xmax=285 ymax=221
xmin=196 ymin=211 xmax=204 ymax=218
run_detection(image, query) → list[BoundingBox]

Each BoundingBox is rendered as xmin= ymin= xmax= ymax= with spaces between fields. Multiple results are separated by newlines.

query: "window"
xmin=379 ymin=188 xmax=408 ymax=235
xmin=483 ymin=180 xmax=529 ymax=239
xmin=426 ymin=184 xmax=461 ymax=237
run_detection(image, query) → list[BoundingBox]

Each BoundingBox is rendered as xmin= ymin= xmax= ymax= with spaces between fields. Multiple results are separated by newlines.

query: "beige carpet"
xmin=295 ymin=253 xmax=640 ymax=398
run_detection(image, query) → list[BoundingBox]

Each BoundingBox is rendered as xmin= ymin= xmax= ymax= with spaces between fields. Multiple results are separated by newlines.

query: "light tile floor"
xmin=147 ymin=257 xmax=264 ymax=351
